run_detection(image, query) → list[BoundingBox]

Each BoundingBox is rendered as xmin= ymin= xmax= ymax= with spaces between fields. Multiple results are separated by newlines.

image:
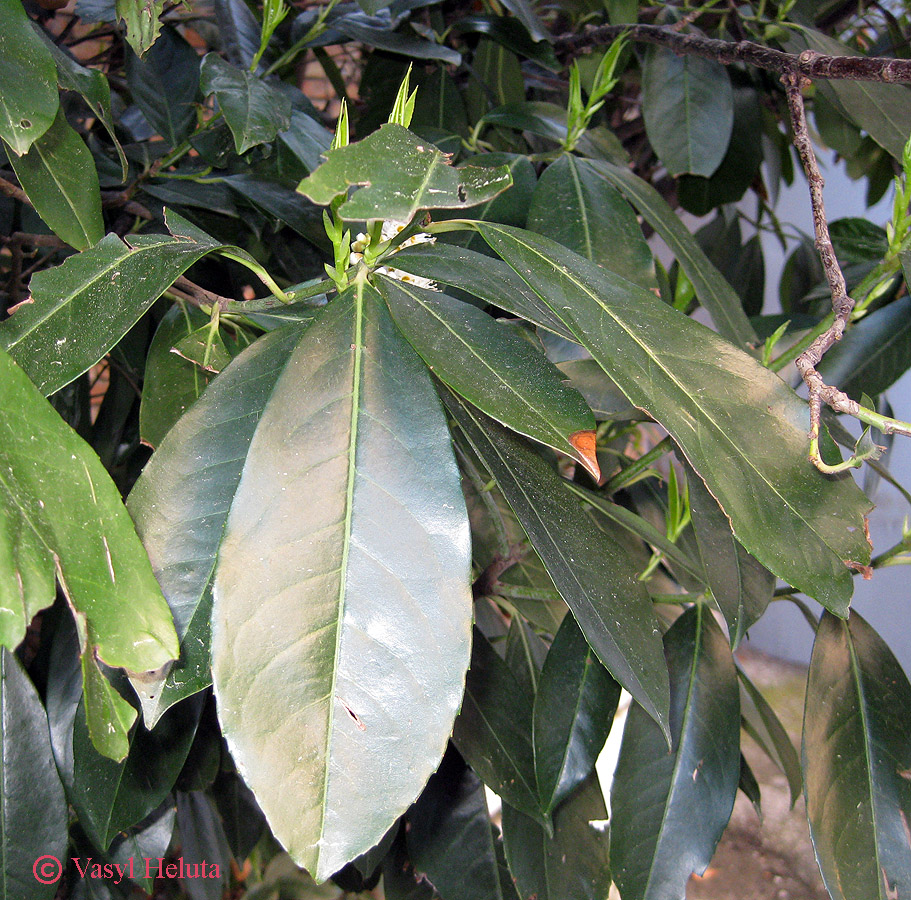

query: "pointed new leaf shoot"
xmin=298 ymin=123 xmax=511 ymax=221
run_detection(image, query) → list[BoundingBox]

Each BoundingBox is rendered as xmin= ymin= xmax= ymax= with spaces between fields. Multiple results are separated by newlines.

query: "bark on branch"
xmin=555 ymin=23 xmax=911 ymax=83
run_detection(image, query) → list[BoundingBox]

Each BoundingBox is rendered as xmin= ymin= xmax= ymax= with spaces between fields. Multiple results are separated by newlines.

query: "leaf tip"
xmin=569 ymin=430 xmax=601 ymax=482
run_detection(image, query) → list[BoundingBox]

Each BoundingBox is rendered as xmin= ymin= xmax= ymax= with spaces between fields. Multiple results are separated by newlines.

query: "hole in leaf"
xmin=19 ymin=119 xmax=31 ymax=129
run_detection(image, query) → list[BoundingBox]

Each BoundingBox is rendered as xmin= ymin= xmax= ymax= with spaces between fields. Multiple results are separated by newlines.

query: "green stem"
xmin=224 ymin=278 xmax=331 ymax=313
xmin=602 ymin=435 xmax=672 ymax=494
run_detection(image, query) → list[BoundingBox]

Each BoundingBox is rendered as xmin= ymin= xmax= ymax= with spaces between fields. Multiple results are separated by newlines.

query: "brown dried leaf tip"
xmin=569 ymin=430 xmax=601 ymax=482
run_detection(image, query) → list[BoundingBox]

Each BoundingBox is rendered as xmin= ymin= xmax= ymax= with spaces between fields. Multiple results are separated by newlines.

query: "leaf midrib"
xmin=318 ymin=284 xmax=364 ymax=860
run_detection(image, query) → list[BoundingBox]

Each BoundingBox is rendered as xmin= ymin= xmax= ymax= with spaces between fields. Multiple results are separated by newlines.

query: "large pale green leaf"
xmin=128 ymin=326 xmax=308 ymax=726
xmin=641 ymin=45 xmax=733 ymax=177
xmin=0 ymin=0 xmax=58 ymax=155
xmin=790 ymin=29 xmax=911 ymax=163
xmin=501 ymin=772 xmax=611 ymax=900
xmin=686 ymin=462 xmax=774 ymax=646
xmin=211 ymin=282 xmax=472 ymax=880
xmin=125 ymin=27 xmax=200 ymax=148
xmin=450 ymin=628 xmax=543 ymax=825
xmin=804 ymin=611 xmax=911 ymax=900
xmin=0 ymin=649 xmax=67 ymax=900
xmin=0 ymin=211 xmax=238 ymax=395
xmin=610 ymin=605 xmax=740 ymax=900
xmin=6 ymin=108 xmax=103 ymax=251
xmin=527 ymin=155 xmax=655 ymax=290
xmin=592 ymin=161 xmax=757 ymax=348
xmin=297 ymin=123 xmax=511 ymax=221
xmin=378 ymin=276 xmax=599 ymax=479
xmin=477 ymin=224 xmax=872 ymax=612
xmin=445 ymin=393 xmax=669 ymax=735
xmin=533 ymin=613 xmax=619 ymax=815
xmin=407 ymin=747 xmax=516 ymax=900
xmin=390 ymin=243 xmax=573 ymax=340
xmin=0 ymin=346 xmax=177 ymax=674
xmin=818 ymin=296 xmax=911 ymax=402
xmin=199 ymin=53 xmax=292 ymax=154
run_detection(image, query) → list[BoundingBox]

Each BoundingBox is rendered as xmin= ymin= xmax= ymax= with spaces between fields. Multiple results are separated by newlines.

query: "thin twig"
xmin=555 ymin=23 xmax=911 ymax=82
xmin=0 ymin=176 xmax=31 ymax=206
xmin=783 ymin=72 xmax=911 ymax=472
xmin=170 ymin=276 xmax=235 ymax=312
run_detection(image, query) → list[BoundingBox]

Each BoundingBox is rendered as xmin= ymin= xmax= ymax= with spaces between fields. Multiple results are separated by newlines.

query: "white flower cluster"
xmin=350 ymin=220 xmax=438 ymax=290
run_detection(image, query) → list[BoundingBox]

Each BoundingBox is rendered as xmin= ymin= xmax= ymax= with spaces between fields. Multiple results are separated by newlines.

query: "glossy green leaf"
xmin=298 ymin=123 xmax=511 ymax=221
xmin=818 ymin=296 xmax=911 ymax=402
xmin=71 ymin=693 xmax=202 ymax=850
xmin=610 ymin=605 xmax=740 ymax=900
xmin=0 ymin=346 xmax=177 ymax=675
xmin=6 ymin=108 xmax=103 ymax=251
xmin=677 ymin=83 xmax=764 ymax=216
xmin=499 ymin=0 xmax=547 ymax=42
xmin=0 ymin=648 xmax=67 ymax=900
xmin=457 ymin=440 xmax=566 ymax=634
xmin=467 ymin=39 xmax=525 ymax=116
xmin=213 ymin=0 xmax=261 ymax=68
xmin=804 ymin=611 xmax=911 ymax=900
xmin=116 ymin=0 xmax=163 ymax=57
xmin=556 ymin=358 xmax=639 ymax=420
xmin=501 ymin=772 xmax=611 ymax=900
xmin=451 ymin=628 xmax=543 ymax=824
xmin=454 ymin=15 xmax=560 ymax=70
xmin=528 ymin=155 xmax=655 ymax=290
xmin=687 ymin=463 xmax=774 ymax=646
xmin=478 ymin=224 xmax=872 ymax=612
xmin=737 ymin=666 xmax=801 ymax=807
xmin=175 ymin=791 xmax=232 ymax=899
xmin=407 ymin=747 xmax=513 ymax=900
xmin=379 ymin=276 xmax=599 ymax=479
xmin=128 ymin=326 xmax=308 ymax=726
xmin=211 ymin=282 xmax=472 ymax=880
xmin=390 ymin=243 xmax=573 ymax=340
xmin=792 ymin=29 xmax=911 ymax=163
xmin=593 ymin=161 xmax=758 ymax=348
xmin=199 ymin=53 xmax=292 ymax=154
xmin=80 ymin=652 xmax=136 ymax=761
xmin=641 ymin=45 xmax=733 ymax=177
xmin=279 ymin=109 xmax=332 ymax=175
xmin=107 ymin=803 xmax=176 ymax=893
xmin=338 ymin=18 xmax=460 ymax=65
xmin=125 ymin=27 xmax=200 ymax=148
xmin=139 ymin=305 xmax=215 ymax=449
xmin=738 ymin=754 xmax=762 ymax=819
xmin=0 ymin=0 xmax=58 ymax=155
xmin=42 ymin=34 xmax=127 ymax=180
xmin=0 ymin=211 xmax=237 ymax=396
xmin=533 ymin=614 xmax=620 ymax=815
xmin=445 ymin=393 xmax=670 ymax=735
xmin=505 ymin=615 xmax=547 ymax=696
